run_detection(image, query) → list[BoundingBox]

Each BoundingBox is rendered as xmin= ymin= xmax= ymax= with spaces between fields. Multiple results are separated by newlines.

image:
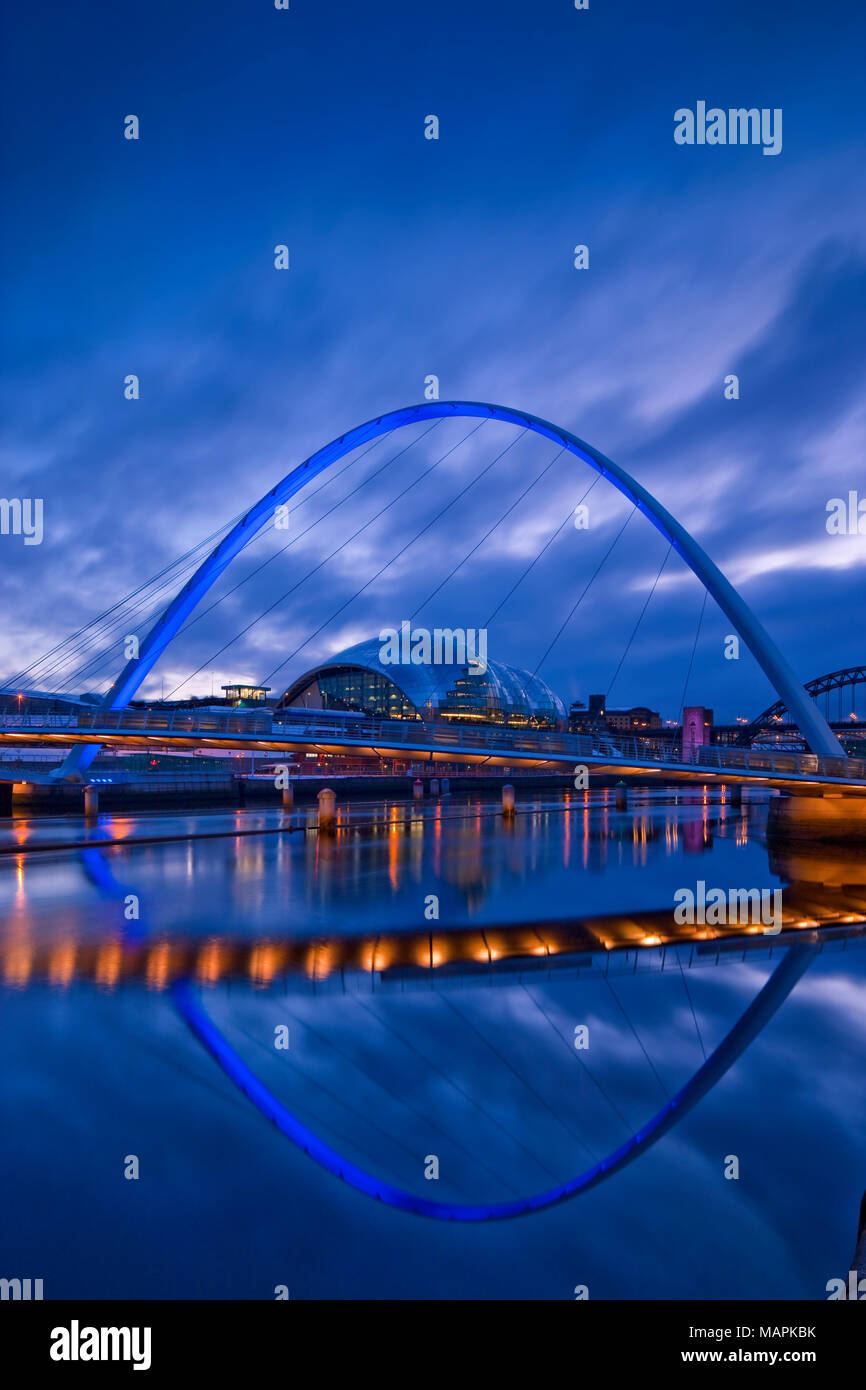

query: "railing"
xmin=0 ymin=709 xmax=864 ymax=781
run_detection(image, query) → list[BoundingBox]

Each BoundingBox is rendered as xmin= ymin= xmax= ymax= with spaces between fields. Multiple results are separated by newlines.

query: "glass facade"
xmin=306 ymin=668 xmax=420 ymax=721
xmin=278 ymin=638 xmax=567 ymax=729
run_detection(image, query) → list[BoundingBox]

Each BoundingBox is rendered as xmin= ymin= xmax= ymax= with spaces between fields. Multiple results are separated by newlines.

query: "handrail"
xmin=0 ymin=711 xmax=863 ymax=780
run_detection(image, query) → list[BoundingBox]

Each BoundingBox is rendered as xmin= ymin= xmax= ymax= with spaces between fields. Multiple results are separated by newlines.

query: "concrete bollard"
xmin=412 ymin=778 xmax=423 ymax=801
xmin=282 ymin=781 xmax=294 ymax=809
xmin=614 ymin=782 xmax=628 ymax=811
xmin=441 ymin=777 xmax=450 ymax=795
xmin=317 ymin=787 xmax=336 ymax=834
xmin=84 ymin=785 xmax=99 ymax=819
xmin=502 ymin=783 xmax=515 ymax=819
xmin=429 ymin=778 xmax=440 ymax=796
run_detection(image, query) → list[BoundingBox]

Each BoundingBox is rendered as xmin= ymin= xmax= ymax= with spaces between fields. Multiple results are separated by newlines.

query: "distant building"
xmin=568 ymin=695 xmax=661 ymax=735
xmin=221 ymin=684 xmax=271 ymax=707
xmin=682 ymin=705 xmax=714 ymax=753
xmin=277 ymin=637 xmax=567 ymax=729
xmin=605 ymin=705 xmax=662 ymax=733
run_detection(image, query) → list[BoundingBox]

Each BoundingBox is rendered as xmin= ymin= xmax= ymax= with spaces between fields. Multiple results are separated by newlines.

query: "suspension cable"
xmin=259 ymin=427 xmax=526 ymax=690
xmin=606 ymin=542 xmax=674 ymax=700
xmin=531 ymin=506 xmax=637 ymax=678
xmin=483 ymin=474 xmax=601 ymax=628
xmin=168 ymin=421 xmax=488 ymax=700
xmin=409 ymin=446 xmax=566 ymax=622
xmin=38 ymin=431 xmax=401 ymax=696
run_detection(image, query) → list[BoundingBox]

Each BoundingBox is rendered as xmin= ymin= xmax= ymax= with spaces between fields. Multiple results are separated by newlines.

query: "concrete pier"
xmin=502 ymin=783 xmax=515 ymax=819
xmin=282 ymin=781 xmax=294 ymax=809
xmin=768 ymin=793 xmax=866 ymax=844
xmin=317 ymin=787 xmax=336 ymax=834
xmin=83 ymin=785 xmax=99 ymax=819
xmin=412 ymin=778 xmax=423 ymax=801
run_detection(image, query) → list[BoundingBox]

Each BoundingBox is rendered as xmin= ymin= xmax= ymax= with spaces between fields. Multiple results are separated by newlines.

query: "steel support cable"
xmin=438 ymin=993 xmax=598 ymax=1160
xmin=352 ymin=996 xmax=553 ymax=1184
xmin=531 ymin=505 xmax=638 ymax=678
xmin=166 ymin=420 xmax=485 ymax=701
xmin=408 ymin=446 xmax=567 ymax=622
xmin=136 ymin=427 xmax=414 ymax=663
xmin=483 ymin=474 xmax=602 ymax=629
xmin=175 ymin=943 xmax=817 ymax=1220
xmin=33 ymin=521 xmax=269 ymax=693
xmin=230 ymin=1019 xmax=444 ymax=1175
xmin=57 ymin=440 xmax=408 ymax=697
xmin=278 ymin=1009 xmax=516 ymax=1196
xmin=48 ymin=573 xmax=224 ymax=695
xmin=21 ymin=431 xmax=394 ymax=695
xmin=603 ymin=975 xmax=670 ymax=1101
xmin=606 ymin=542 xmax=674 ymax=700
xmin=39 ymin=430 xmax=400 ymax=695
xmin=519 ymin=983 xmax=632 ymax=1135
xmin=5 ymin=509 xmax=249 ymax=691
xmin=678 ymin=961 xmax=707 ymax=1061
xmin=259 ymin=426 xmax=526 ymax=690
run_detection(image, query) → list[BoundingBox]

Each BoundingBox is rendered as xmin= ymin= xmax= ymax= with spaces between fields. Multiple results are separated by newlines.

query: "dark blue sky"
xmin=1 ymin=0 xmax=864 ymax=719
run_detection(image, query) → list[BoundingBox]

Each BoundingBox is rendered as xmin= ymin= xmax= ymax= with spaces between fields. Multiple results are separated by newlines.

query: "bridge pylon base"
xmin=768 ymin=793 xmax=866 ymax=844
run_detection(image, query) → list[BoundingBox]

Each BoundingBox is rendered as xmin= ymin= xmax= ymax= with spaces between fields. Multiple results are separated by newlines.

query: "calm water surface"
xmin=1 ymin=788 xmax=864 ymax=1299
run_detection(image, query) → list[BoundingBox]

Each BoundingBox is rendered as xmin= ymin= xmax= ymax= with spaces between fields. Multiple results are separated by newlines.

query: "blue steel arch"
xmin=61 ymin=400 xmax=843 ymax=776
xmin=173 ymin=944 xmax=817 ymax=1222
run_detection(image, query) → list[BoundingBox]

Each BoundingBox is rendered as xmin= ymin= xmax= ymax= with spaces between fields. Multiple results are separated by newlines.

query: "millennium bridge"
xmin=0 ymin=705 xmax=865 ymax=793
xmin=2 ymin=401 xmax=864 ymax=816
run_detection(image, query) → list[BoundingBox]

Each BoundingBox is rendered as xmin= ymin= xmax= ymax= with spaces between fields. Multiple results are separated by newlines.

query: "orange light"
xmin=49 ymin=942 xmax=77 ymax=987
xmin=197 ymin=940 xmax=224 ymax=983
xmin=249 ymin=944 xmax=280 ymax=986
xmin=95 ymin=942 xmax=122 ymax=989
xmin=4 ymin=943 xmax=32 ymax=987
xmin=146 ymin=942 xmax=173 ymax=991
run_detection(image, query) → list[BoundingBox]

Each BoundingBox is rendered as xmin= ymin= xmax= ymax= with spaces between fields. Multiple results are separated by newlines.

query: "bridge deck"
xmin=0 ymin=710 xmax=864 ymax=790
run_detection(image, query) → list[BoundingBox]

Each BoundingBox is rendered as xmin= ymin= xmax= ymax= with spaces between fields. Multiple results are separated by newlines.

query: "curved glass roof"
xmin=280 ymin=636 xmax=567 ymax=725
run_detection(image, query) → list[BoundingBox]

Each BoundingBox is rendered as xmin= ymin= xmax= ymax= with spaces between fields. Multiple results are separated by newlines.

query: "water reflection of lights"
xmin=95 ymin=941 xmax=122 ymax=989
xmin=3 ymin=903 xmax=866 ymax=991
xmin=49 ymin=942 xmax=77 ymax=987
xmin=249 ymin=943 xmax=282 ymax=986
xmin=146 ymin=942 xmax=174 ymax=991
xmin=197 ymin=940 xmax=224 ymax=983
xmin=4 ymin=942 xmax=32 ymax=987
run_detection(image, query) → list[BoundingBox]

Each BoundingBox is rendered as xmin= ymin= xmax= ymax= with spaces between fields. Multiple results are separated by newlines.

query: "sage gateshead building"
xmin=276 ymin=637 xmax=567 ymax=730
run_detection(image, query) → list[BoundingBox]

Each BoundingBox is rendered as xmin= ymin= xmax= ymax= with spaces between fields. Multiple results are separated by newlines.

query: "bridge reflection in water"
xmin=2 ymin=791 xmax=866 ymax=990
xmin=1 ymin=791 xmax=864 ymax=1259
